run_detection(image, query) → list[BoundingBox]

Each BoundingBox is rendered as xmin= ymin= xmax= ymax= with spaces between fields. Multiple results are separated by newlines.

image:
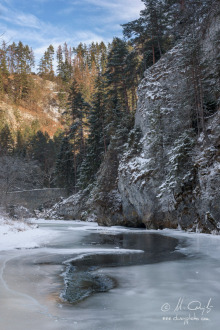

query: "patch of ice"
xmin=148 ymin=228 xmax=220 ymax=260
xmin=63 ymin=248 xmax=144 ymax=264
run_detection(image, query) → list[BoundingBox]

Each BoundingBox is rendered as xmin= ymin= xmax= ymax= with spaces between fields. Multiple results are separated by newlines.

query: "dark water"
xmin=2 ymin=222 xmax=220 ymax=330
xmin=62 ymin=231 xmax=184 ymax=303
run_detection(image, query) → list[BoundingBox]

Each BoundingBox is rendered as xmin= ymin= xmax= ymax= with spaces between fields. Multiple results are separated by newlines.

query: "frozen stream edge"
xmin=0 ymin=220 xmax=220 ymax=330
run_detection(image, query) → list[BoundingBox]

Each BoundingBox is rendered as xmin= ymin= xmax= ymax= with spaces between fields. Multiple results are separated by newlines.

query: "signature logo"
xmin=161 ymin=298 xmax=213 ymax=325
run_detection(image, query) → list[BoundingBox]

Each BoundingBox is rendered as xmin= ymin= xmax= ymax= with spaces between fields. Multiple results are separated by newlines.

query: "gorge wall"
xmin=117 ymin=11 xmax=220 ymax=233
xmin=50 ymin=9 xmax=220 ymax=233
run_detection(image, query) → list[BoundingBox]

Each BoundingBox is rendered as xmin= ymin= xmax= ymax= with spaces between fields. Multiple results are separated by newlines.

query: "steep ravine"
xmin=49 ymin=11 xmax=220 ymax=233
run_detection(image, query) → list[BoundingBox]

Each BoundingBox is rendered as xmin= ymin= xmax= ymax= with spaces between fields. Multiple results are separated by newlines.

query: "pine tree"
xmin=13 ymin=41 xmax=35 ymax=101
xmin=57 ymin=45 xmax=63 ymax=78
xmin=99 ymin=41 xmax=108 ymax=74
xmin=15 ymin=130 xmax=26 ymax=157
xmin=0 ymin=124 xmax=14 ymax=155
xmin=7 ymin=42 xmax=17 ymax=74
xmin=29 ymin=130 xmax=56 ymax=186
xmin=122 ymin=0 xmax=215 ymax=74
xmin=62 ymin=42 xmax=72 ymax=82
xmin=104 ymin=38 xmax=138 ymax=141
xmin=0 ymin=41 xmax=9 ymax=77
xmin=55 ymin=80 xmax=90 ymax=190
xmin=38 ymin=45 xmax=54 ymax=79
xmin=67 ymin=80 xmax=89 ymax=155
xmin=78 ymin=75 xmax=107 ymax=187
xmin=55 ymin=134 xmax=75 ymax=190
xmin=0 ymin=41 xmax=9 ymax=94
xmin=56 ymin=43 xmax=72 ymax=82
xmin=106 ymin=38 xmax=130 ymax=113
xmin=122 ymin=0 xmax=166 ymax=71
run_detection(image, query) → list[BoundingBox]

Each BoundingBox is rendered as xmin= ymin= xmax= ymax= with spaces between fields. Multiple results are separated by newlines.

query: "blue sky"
xmin=0 ymin=0 xmax=144 ymax=67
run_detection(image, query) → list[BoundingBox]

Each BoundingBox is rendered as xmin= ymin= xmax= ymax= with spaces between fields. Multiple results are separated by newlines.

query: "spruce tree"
xmin=29 ymin=130 xmax=56 ymax=186
xmin=38 ymin=45 xmax=54 ymax=79
xmin=15 ymin=130 xmax=26 ymax=157
xmin=105 ymin=38 xmax=130 ymax=113
xmin=78 ymin=75 xmax=107 ymax=188
xmin=0 ymin=124 xmax=14 ymax=155
xmin=13 ymin=41 xmax=35 ymax=101
xmin=67 ymin=80 xmax=89 ymax=156
xmin=55 ymin=134 xmax=75 ymax=191
xmin=56 ymin=43 xmax=72 ymax=82
xmin=7 ymin=42 xmax=17 ymax=74
xmin=57 ymin=45 xmax=63 ymax=78
xmin=0 ymin=41 xmax=9 ymax=94
xmin=122 ymin=0 xmax=166 ymax=71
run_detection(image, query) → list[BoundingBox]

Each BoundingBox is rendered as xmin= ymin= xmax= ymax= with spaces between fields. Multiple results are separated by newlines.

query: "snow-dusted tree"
xmin=158 ymin=129 xmax=195 ymax=201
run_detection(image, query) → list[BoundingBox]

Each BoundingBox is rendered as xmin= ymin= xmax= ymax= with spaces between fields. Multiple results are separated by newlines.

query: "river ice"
xmin=0 ymin=220 xmax=220 ymax=330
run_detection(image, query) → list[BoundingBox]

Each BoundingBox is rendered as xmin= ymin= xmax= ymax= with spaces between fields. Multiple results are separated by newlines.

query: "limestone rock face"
xmin=191 ymin=113 xmax=220 ymax=233
xmin=46 ymin=192 xmax=88 ymax=220
xmin=118 ymin=43 xmax=186 ymax=229
xmin=118 ymin=12 xmax=220 ymax=232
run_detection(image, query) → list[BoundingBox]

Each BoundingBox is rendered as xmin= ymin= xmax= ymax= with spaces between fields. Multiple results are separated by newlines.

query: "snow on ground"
xmin=0 ymin=214 xmax=58 ymax=251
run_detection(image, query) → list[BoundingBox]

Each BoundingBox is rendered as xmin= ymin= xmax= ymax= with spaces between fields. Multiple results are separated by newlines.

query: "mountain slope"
xmin=0 ymin=75 xmax=63 ymax=136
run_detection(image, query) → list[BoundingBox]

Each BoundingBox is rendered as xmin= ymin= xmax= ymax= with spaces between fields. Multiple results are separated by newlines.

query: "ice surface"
xmin=0 ymin=221 xmax=220 ymax=330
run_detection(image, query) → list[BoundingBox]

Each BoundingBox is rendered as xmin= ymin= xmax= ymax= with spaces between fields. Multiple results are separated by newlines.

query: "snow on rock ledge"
xmin=118 ymin=13 xmax=220 ymax=232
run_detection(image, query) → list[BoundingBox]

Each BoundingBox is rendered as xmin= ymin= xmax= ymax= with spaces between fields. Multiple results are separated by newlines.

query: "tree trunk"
xmin=191 ymin=63 xmax=200 ymax=134
xmin=180 ymin=0 xmax=185 ymax=11
xmin=123 ymin=83 xmax=130 ymax=113
xmin=157 ymin=37 xmax=162 ymax=58
xmin=152 ymin=41 xmax=156 ymax=65
xmin=73 ymin=137 xmax=77 ymax=193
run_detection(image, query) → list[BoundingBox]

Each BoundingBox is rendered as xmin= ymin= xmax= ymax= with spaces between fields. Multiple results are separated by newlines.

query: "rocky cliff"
xmin=118 ymin=11 xmax=220 ymax=233
xmin=50 ymin=9 xmax=220 ymax=233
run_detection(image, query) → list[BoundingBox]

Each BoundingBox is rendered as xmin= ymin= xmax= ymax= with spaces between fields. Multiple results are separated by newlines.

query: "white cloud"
xmin=0 ymin=3 xmax=42 ymax=29
xmin=0 ymin=18 xmax=106 ymax=71
xmin=0 ymin=0 xmax=145 ymax=69
xmin=83 ymin=0 xmax=145 ymax=21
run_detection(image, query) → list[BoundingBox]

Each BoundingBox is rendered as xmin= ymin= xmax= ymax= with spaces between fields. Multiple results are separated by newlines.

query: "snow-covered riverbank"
xmin=0 ymin=214 xmax=57 ymax=251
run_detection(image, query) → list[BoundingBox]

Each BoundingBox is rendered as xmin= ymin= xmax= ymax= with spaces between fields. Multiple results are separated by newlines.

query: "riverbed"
xmin=0 ymin=220 xmax=220 ymax=329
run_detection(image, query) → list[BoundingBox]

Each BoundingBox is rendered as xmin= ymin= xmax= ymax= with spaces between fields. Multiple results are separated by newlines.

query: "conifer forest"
xmin=0 ymin=0 xmax=218 ymax=198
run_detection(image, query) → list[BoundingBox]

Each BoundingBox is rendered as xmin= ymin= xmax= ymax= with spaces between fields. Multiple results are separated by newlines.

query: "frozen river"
xmin=0 ymin=220 xmax=220 ymax=330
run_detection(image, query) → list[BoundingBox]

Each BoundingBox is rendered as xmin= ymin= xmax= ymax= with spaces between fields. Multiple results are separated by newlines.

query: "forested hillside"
xmin=0 ymin=37 xmax=141 ymax=193
xmin=1 ymin=0 xmax=219 ymax=232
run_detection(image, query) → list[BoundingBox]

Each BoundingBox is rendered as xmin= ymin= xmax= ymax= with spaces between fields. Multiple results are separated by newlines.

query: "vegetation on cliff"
xmin=0 ymin=1 xmax=219 ymax=232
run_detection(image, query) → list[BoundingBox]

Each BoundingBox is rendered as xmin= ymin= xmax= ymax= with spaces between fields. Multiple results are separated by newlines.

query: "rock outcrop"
xmin=50 ymin=10 xmax=220 ymax=233
xmin=118 ymin=11 xmax=220 ymax=233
